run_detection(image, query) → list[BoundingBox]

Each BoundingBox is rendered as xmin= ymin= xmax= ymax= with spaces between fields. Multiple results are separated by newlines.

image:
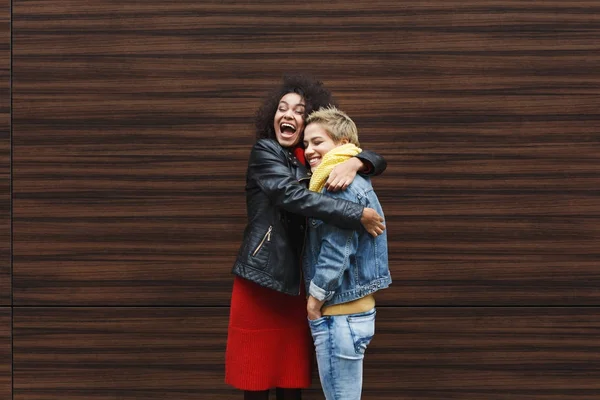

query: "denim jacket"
xmin=303 ymin=175 xmax=391 ymax=306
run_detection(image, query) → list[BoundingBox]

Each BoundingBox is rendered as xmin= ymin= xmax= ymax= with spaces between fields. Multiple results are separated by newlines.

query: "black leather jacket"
xmin=232 ymin=138 xmax=387 ymax=295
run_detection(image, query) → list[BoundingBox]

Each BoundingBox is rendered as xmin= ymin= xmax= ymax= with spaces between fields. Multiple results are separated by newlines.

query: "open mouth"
xmin=307 ymin=157 xmax=321 ymax=167
xmin=280 ymin=123 xmax=297 ymax=136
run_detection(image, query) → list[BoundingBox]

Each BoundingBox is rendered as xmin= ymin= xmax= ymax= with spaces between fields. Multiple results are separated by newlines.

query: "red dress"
xmin=225 ymin=147 xmax=312 ymax=390
xmin=225 ymin=277 xmax=312 ymax=390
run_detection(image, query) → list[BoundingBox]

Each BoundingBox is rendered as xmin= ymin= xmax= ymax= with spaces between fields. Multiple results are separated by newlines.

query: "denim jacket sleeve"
xmin=308 ymin=223 xmax=357 ymax=302
xmin=249 ymin=139 xmax=364 ymax=230
xmin=308 ymin=186 xmax=360 ymax=301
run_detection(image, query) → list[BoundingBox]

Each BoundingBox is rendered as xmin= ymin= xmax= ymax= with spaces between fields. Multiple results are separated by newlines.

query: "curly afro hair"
xmin=255 ymin=74 xmax=338 ymax=141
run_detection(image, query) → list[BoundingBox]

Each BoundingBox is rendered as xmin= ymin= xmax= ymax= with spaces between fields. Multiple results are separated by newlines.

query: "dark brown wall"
xmin=0 ymin=0 xmax=10 ymax=306
xmin=0 ymin=309 xmax=9 ymax=400
xmin=0 ymin=0 xmax=11 ymax=395
xmin=8 ymin=1 xmax=600 ymax=399
xmin=11 ymin=307 xmax=600 ymax=399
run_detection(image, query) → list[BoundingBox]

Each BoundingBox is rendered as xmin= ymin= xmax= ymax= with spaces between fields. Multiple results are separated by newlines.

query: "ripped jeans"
xmin=308 ymin=308 xmax=376 ymax=400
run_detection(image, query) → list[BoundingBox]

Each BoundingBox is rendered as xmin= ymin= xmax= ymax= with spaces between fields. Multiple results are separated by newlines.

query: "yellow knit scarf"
xmin=308 ymin=144 xmax=362 ymax=192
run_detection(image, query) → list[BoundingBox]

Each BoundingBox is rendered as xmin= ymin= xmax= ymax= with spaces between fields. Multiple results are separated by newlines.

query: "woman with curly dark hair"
xmin=225 ymin=74 xmax=387 ymax=400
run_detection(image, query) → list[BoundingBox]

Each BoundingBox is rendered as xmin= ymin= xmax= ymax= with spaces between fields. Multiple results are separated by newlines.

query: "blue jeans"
xmin=308 ymin=308 xmax=376 ymax=400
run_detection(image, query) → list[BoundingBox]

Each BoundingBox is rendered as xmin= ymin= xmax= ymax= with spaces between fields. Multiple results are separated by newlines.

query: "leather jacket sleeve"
xmin=355 ymin=150 xmax=387 ymax=176
xmin=249 ymin=139 xmax=364 ymax=230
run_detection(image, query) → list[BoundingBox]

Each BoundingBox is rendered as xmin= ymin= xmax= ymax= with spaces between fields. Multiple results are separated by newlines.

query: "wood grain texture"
xmin=363 ymin=307 xmax=600 ymax=399
xmin=13 ymin=1 xmax=600 ymax=305
xmin=0 ymin=308 xmax=11 ymax=400
xmin=12 ymin=307 xmax=600 ymax=399
xmin=13 ymin=307 xmax=236 ymax=400
xmin=0 ymin=0 xmax=10 ymax=305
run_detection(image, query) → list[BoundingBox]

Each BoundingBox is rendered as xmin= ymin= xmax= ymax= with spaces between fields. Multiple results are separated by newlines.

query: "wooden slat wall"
xmin=13 ymin=308 xmax=232 ymax=400
xmin=1 ymin=0 xmax=11 ymax=397
xmin=0 ymin=309 xmax=10 ymax=400
xmin=13 ymin=0 xmax=255 ymax=306
xmin=9 ymin=1 xmax=600 ymax=399
xmin=12 ymin=0 xmax=600 ymax=306
xmin=12 ymin=307 xmax=600 ymax=400
xmin=0 ymin=0 xmax=10 ymax=305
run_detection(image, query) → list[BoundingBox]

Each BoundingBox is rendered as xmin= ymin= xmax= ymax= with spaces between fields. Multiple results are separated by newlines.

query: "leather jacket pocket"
xmin=252 ymin=225 xmax=273 ymax=257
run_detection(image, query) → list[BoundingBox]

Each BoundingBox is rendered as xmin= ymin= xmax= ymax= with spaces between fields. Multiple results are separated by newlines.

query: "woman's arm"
xmin=325 ymin=149 xmax=387 ymax=192
xmin=308 ymin=225 xmax=356 ymax=303
xmin=249 ymin=139 xmax=385 ymax=234
xmin=307 ymin=222 xmax=356 ymax=320
xmin=356 ymin=149 xmax=387 ymax=176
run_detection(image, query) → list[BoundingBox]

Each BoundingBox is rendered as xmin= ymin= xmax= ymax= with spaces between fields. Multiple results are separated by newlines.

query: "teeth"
xmin=281 ymin=123 xmax=295 ymax=130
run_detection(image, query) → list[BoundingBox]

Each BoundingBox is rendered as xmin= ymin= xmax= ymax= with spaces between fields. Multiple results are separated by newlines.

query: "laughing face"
xmin=303 ymin=123 xmax=348 ymax=170
xmin=273 ymin=92 xmax=306 ymax=148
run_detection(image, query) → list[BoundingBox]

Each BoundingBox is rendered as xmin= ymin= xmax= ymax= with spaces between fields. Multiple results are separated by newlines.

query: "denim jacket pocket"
xmin=347 ymin=308 xmax=376 ymax=355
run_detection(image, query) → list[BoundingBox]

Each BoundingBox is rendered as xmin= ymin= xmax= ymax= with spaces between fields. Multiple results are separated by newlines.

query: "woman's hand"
xmin=361 ymin=208 xmax=385 ymax=237
xmin=325 ymin=157 xmax=364 ymax=192
xmin=307 ymin=296 xmax=325 ymax=320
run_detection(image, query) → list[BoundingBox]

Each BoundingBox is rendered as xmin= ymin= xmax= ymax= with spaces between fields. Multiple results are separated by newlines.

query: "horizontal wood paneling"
xmin=0 ymin=308 xmax=11 ymax=400
xmin=0 ymin=0 xmax=10 ymax=305
xmin=362 ymin=307 xmax=600 ymax=399
xmin=13 ymin=1 xmax=600 ymax=305
xmin=13 ymin=307 xmax=236 ymax=399
xmin=12 ymin=307 xmax=600 ymax=399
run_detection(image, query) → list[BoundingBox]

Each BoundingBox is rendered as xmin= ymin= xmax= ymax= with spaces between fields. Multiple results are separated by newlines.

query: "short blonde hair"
xmin=306 ymin=106 xmax=360 ymax=147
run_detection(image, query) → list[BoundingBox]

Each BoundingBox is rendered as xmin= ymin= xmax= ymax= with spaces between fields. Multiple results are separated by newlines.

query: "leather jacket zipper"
xmin=252 ymin=226 xmax=273 ymax=256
